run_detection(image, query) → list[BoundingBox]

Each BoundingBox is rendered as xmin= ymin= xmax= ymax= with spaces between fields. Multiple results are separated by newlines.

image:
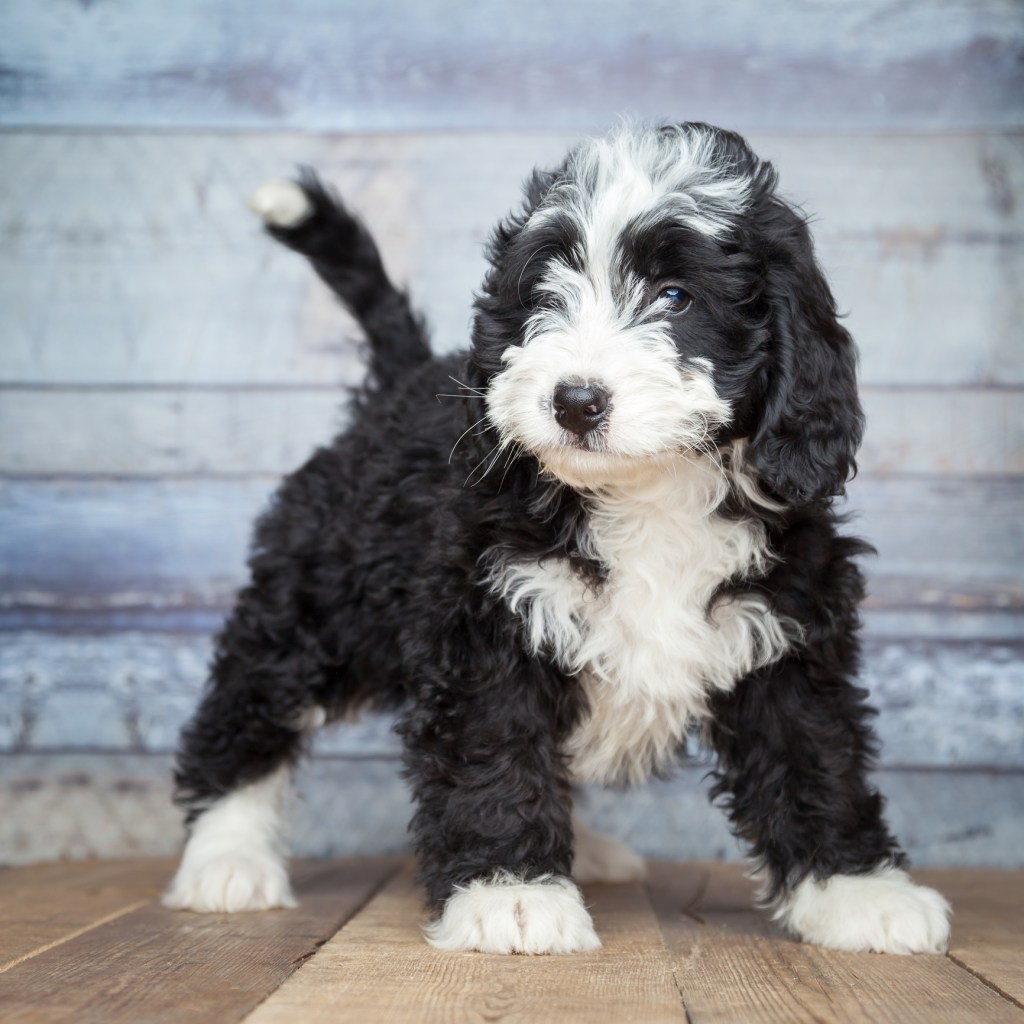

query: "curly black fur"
xmin=173 ymin=122 xmax=906 ymax=913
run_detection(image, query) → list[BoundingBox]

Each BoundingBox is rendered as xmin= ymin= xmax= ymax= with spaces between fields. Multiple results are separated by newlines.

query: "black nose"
xmin=552 ymin=382 xmax=609 ymax=436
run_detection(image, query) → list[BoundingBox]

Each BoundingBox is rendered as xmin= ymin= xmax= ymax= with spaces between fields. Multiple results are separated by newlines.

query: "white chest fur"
xmin=489 ymin=459 xmax=793 ymax=785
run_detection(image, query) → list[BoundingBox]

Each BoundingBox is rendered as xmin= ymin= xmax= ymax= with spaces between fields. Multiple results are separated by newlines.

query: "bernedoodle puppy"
xmin=164 ymin=122 xmax=951 ymax=956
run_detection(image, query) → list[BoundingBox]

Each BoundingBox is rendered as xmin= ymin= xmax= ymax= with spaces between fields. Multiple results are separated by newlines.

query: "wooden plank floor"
xmin=0 ymin=859 xmax=1021 ymax=1023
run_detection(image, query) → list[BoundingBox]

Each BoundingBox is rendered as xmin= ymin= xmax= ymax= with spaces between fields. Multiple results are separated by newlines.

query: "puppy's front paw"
xmin=776 ymin=866 xmax=951 ymax=954
xmin=572 ymin=817 xmax=647 ymax=884
xmin=247 ymin=179 xmax=313 ymax=229
xmin=163 ymin=850 xmax=296 ymax=913
xmin=425 ymin=874 xmax=601 ymax=954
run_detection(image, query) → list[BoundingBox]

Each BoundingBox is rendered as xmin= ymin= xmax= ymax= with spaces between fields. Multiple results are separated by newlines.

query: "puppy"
xmin=164 ymin=122 xmax=950 ymax=956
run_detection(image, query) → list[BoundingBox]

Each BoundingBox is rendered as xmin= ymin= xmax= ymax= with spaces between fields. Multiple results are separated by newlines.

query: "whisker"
xmin=496 ymin=441 xmax=524 ymax=493
xmin=449 ymin=416 xmax=488 ymax=464
xmin=465 ymin=441 xmax=506 ymax=487
xmin=448 ymin=375 xmax=486 ymax=396
xmin=463 ymin=451 xmax=493 ymax=487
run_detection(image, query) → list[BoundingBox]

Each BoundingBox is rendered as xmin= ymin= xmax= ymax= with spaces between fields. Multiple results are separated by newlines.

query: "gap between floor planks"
xmin=648 ymin=862 xmax=1024 ymax=1024
xmin=243 ymin=862 xmax=1024 ymax=1024
xmin=1 ymin=858 xmax=1022 ymax=1023
xmin=244 ymin=862 xmax=687 ymax=1024
xmin=0 ymin=859 xmax=171 ymax=972
xmin=0 ymin=857 xmax=401 ymax=1024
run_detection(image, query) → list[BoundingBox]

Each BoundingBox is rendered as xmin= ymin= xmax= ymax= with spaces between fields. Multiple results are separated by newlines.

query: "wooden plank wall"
xmin=1 ymin=0 xmax=1022 ymax=865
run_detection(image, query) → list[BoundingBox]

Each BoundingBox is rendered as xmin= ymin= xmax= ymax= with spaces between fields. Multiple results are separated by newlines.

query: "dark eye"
xmin=658 ymin=285 xmax=693 ymax=314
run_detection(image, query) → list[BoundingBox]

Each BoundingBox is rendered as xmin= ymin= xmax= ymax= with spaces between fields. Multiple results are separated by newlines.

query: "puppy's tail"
xmin=248 ymin=170 xmax=431 ymax=389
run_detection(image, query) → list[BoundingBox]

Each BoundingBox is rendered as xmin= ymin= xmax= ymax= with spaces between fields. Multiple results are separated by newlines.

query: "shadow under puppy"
xmin=164 ymin=122 xmax=950 ymax=956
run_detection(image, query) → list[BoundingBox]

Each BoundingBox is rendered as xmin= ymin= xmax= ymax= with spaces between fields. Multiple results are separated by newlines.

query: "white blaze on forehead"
xmin=522 ymin=124 xmax=753 ymax=353
xmin=531 ymin=124 xmax=752 ymax=278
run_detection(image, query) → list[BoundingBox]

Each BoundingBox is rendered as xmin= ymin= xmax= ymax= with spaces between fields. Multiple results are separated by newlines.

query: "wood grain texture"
xmin=0 ymin=857 xmax=399 ymax=1024
xmin=0 ymin=858 xmax=1021 ymax=1024
xmin=647 ymin=861 xmax=1024 ymax=1023
xmin=3 ymin=632 xmax=1022 ymax=768
xmin=922 ymin=868 xmax=1024 ymax=1005
xmin=2 ymin=131 xmax=1018 ymax=266
xmin=3 ymin=478 xmax=1020 ymax=623
xmin=0 ymin=859 xmax=168 ymax=971
xmin=1 ymin=0 xmax=1021 ymax=131
xmin=3 ymin=754 xmax=1022 ymax=868
xmin=3 ymin=387 xmax=1022 ymax=478
xmin=243 ymin=862 xmax=686 ymax=1024
xmin=0 ymin=132 xmax=1021 ymax=387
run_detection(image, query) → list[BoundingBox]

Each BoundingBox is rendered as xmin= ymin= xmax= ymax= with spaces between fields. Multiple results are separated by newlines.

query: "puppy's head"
xmin=471 ymin=122 xmax=862 ymax=503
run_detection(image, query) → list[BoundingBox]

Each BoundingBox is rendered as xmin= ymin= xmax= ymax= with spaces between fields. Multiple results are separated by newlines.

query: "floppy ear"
xmin=750 ymin=203 xmax=864 ymax=504
xmin=466 ymin=164 xmax=568 ymax=450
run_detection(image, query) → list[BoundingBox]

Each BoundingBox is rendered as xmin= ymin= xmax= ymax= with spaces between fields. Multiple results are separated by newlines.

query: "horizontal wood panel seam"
xmin=1 ymin=126 xmax=1023 ymax=141
xmin=7 ymin=748 xmax=1024 ymax=773
xmin=3 ymin=383 xmax=1022 ymax=393
xmin=3 ymin=474 xmax=1021 ymax=486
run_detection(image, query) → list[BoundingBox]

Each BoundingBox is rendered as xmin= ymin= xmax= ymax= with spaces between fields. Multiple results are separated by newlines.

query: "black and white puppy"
xmin=164 ymin=122 xmax=950 ymax=956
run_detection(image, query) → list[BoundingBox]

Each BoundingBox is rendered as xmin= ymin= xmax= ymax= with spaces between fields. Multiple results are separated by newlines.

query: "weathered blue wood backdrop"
xmin=1 ymin=0 xmax=1022 ymax=865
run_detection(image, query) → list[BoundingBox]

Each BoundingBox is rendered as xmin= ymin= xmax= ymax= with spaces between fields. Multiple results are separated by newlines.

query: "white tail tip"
xmin=247 ymin=179 xmax=312 ymax=229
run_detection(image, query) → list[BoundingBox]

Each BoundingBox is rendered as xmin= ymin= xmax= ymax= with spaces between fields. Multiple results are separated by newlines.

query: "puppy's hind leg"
xmin=163 ymin=762 xmax=297 ymax=914
xmin=163 ymin=608 xmax=327 ymax=913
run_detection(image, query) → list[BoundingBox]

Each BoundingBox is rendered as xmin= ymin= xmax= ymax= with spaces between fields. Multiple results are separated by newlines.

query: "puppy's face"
xmin=473 ymin=122 xmax=863 ymax=503
xmin=477 ymin=125 xmax=771 ymax=489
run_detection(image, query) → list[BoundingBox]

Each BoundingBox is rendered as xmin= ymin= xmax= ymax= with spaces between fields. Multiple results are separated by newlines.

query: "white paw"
xmin=425 ymin=874 xmax=602 ymax=954
xmin=247 ymin=178 xmax=312 ymax=228
xmin=776 ymin=865 xmax=951 ymax=954
xmin=163 ymin=850 xmax=296 ymax=913
xmin=163 ymin=768 xmax=295 ymax=913
xmin=572 ymin=817 xmax=647 ymax=884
